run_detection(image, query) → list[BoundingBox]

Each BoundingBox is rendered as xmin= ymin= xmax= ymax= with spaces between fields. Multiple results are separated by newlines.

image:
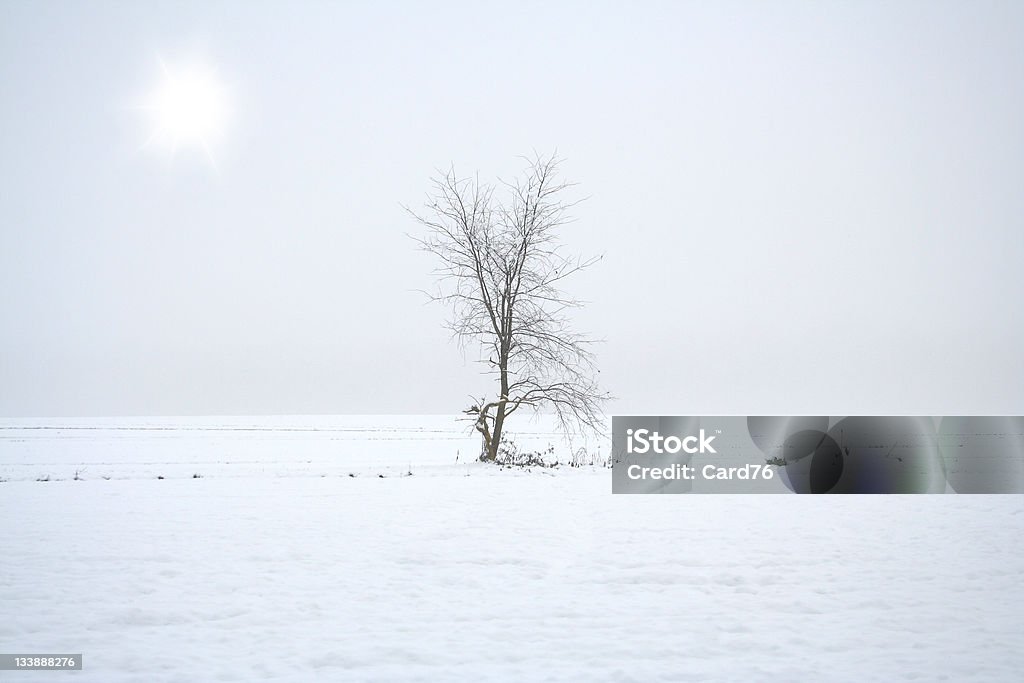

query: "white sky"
xmin=1 ymin=1 xmax=1022 ymax=417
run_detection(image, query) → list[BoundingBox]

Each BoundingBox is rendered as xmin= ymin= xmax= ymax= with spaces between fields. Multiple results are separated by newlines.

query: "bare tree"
xmin=409 ymin=154 xmax=609 ymax=462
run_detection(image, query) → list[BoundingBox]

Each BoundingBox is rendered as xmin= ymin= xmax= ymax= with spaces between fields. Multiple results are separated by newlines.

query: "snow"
xmin=0 ymin=416 xmax=588 ymax=482
xmin=1 ymin=417 xmax=1022 ymax=682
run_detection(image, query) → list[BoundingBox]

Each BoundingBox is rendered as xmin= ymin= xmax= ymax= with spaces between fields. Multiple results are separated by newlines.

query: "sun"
xmin=144 ymin=60 xmax=229 ymax=164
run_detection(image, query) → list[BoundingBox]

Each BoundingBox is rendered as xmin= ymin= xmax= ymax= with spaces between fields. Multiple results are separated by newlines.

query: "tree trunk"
xmin=486 ymin=351 xmax=511 ymax=462
xmin=488 ymin=408 xmax=505 ymax=462
xmin=481 ymin=352 xmax=510 ymax=462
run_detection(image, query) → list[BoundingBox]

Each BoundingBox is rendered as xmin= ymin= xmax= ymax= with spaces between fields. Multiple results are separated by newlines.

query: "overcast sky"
xmin=1 ymin=1 xmax=1022 ymax=417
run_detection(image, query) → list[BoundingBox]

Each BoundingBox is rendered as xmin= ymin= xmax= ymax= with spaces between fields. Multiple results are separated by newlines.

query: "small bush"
xmin=495 ymin=440 xmax=558 ymax=468
xmin=569 ymin=446 xmax=610 ymax=468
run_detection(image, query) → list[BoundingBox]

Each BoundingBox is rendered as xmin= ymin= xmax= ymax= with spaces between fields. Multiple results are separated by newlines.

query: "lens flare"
xmin=143 ymin=60 xmax=229 ymax=165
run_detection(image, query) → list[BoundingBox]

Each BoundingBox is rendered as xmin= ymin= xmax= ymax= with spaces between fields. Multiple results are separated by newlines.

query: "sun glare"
xmin=144 ymin=60 xmax=229 ymax=164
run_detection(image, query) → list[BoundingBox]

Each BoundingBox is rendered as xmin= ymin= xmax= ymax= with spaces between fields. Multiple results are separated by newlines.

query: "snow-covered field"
xmin=0 ymin=416 xmax=587 ymax=483
xmin=1 ymin=417 xmax=1022 ymax=682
